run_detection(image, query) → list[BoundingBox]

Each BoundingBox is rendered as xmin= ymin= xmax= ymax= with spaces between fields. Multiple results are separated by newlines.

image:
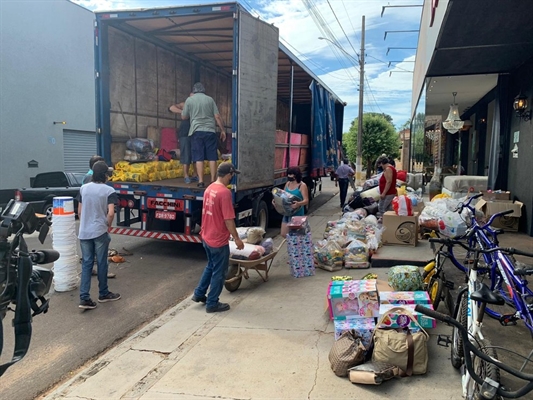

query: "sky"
xmin=72 ymin=0 xmax=422 ymax=132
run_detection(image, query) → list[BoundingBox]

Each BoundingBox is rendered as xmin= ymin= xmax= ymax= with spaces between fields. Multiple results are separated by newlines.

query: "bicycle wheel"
xmin=427 ymin=276 xmax=443 ymax=310
xmin=451 ymin=290 xmax=468 ymax=369
xmin=466 ymin=338 xmax=501 ymax=400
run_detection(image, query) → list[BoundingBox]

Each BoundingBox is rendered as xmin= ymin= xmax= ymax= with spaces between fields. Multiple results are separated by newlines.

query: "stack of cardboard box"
xmin=476 ymin=191 xmax=523 ymax=232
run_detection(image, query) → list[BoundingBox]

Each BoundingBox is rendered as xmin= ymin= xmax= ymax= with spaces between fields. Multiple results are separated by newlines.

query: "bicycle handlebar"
xmin=428 ymin=237 xmax=533 ymax=258
xmin=415 ymin=304 xmax=533 ymax=398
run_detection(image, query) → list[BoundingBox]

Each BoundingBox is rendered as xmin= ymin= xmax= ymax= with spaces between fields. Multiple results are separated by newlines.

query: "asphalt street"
xmin=0 ymin=179 xmax=336 ymax=400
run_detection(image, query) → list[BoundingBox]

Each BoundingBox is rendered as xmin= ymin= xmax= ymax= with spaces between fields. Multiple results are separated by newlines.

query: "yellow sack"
xmin=115 ymin=161 xmax=131 ymax=171
xmin=168 ymin=169 xmax=178 ymax=179
xmin=124 ymin=172 xmax=147 ymax=182
xmin=129 ymin=163 xmax=149 ymax=174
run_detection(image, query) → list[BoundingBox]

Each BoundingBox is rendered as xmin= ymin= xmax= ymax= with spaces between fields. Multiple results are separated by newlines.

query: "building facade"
xmin=411 ymin=0 xmax=533 ymax=236
xmin=0 ymin=0 xmax=95 ymax=189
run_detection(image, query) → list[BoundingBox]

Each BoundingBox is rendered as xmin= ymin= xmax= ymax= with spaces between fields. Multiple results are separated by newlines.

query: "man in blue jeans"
xmin=192 ymin=162 xmax=244 ymax=313
xmin=77 ymin=161 xmax=121 ymax=309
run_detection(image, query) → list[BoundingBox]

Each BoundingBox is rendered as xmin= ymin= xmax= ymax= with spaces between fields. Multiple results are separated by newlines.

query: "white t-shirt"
xmin=77 ymin=182 xmax=117 ymax=240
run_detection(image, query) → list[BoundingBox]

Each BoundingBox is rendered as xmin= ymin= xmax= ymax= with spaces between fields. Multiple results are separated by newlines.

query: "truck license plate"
xmin=155 ymin=211 xmax=176 ymax=220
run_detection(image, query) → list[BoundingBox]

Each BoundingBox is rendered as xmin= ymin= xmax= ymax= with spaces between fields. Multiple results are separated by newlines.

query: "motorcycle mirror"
xmin=36 ymin=214 xmax=50 ymax=244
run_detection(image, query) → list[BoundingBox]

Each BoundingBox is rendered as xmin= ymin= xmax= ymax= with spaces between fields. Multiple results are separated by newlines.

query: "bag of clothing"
xmin=272 ymin=187 xmax=303 ymax=217
xmin=372 ymin=307 xmax=429 ymax=376
xmin=348 ymin=362 xmax=399 ymax=385
xmin=329 ymin=330 xmax=366 ymax=377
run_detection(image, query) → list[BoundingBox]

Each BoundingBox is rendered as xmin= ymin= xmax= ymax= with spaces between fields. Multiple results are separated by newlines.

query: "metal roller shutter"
xmin=63 ymin=130 xmax=96 ymax=173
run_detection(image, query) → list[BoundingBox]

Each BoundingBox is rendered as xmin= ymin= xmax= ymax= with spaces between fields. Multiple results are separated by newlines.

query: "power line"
xmin=365 ymin=74 xmax=383 ymax=114
xmin=327 ymin=0 xmax=360 ymax=58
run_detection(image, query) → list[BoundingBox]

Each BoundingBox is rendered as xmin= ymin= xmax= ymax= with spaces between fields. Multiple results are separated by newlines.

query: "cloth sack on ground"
xmin=329 ymin=330 xmax=366 ymax=377
xmin=348 ymin=362 xmax=400 ymax=385
xmin=314 ymin=240 xmax=344 ymax=271
xmin=271 ymin=187 xmax=303 ymax=217
xmin=388 ymin=265 xmax=423 ymax=291
xmin=371 ymin=307 xmax=429 ymax=376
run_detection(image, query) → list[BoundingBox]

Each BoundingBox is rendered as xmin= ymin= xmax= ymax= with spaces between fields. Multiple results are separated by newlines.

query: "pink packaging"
xmin=379 ymin=291 xmax=431 ymax=305
xmin=327 ymin=279 xmax=379 ymax=319
xmin=334 ymin=317 xmax=375 ymax=349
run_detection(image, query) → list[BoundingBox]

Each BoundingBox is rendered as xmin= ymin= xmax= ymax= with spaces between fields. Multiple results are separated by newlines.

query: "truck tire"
xmin=44 ymin=203 xmax=53 ymax=223
xmin=254 ymin=200 xmax=269 ymax=231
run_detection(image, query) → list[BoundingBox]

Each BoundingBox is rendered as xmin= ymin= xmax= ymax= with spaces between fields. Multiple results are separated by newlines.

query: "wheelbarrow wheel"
xmin=225 ymin=264 xmax=242 ymax=292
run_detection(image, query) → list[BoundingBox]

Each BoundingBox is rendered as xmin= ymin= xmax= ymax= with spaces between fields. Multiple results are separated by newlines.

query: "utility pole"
xmin=356 ymin=15 xmax=365 ymax=185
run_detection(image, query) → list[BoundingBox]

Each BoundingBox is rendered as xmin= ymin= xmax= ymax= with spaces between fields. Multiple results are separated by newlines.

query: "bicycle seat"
xmin=471 ymin=281 xmax=505 ymax=305
xmin=515 ymin=261 xmax=533 ymax=276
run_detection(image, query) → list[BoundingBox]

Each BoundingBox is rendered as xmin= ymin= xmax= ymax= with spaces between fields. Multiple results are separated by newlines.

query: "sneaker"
xmin=92 ymin=270 xmax=116 ymax=279
xmin=98 ymin=292 xmax=121 ymax=303
xmin=79 ymin=299 xmax=97 ymax=309
xmin=190 ymin=176 xmax=199 ymax=182
xmin=184 ymin=177 xmax=192 ymax=184
xmin=197 ymin=182 xmax=205 ymax=188
xmin=191 ymin=294 xmax=207 ymax=303
xmin=206 ymin=302 xmax=230 ymax=313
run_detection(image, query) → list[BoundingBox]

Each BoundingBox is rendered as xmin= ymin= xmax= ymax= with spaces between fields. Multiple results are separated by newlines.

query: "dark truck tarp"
xmin=310 ymin=81 xmax=339 ymax=172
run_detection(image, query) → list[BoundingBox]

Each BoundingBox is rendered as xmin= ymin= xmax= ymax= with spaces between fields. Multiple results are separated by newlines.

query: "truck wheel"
xmin=254 ymin=200 xmax=269 ymax=231
xmin=44 ymin=203 xmax=53 ymax=223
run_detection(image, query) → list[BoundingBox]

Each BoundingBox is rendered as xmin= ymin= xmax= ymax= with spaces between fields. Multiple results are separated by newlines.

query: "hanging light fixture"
xmin=442 ymin=92 xmax=464 ymax=133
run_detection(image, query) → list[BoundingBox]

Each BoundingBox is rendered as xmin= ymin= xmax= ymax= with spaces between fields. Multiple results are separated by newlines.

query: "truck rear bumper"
xmin=109 ymin=227 xmax=202 ymax=243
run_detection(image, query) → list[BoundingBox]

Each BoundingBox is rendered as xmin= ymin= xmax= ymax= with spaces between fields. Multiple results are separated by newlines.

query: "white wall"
xmin=0 ymin=0 xmax=95 ymax=188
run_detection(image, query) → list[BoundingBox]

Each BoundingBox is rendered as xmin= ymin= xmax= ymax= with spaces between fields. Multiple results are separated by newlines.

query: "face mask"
xmin=287 ymin=177 xmax=295 ymax=182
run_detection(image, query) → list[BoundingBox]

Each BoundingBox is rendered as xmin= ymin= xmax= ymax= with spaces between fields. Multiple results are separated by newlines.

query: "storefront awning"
xmin=427 ymin=0 xmax=533 ymax=77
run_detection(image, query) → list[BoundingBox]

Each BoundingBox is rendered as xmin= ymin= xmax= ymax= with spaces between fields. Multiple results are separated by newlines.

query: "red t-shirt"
xmin=200 ymin=182 xmax=235 ymax=248
xmin=379 ymin=166 xmax=398 ymax=196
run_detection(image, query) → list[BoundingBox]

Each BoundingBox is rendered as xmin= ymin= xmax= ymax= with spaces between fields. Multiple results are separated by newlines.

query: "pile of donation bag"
xmin=327 ymin=266 xmax=435 ymax=385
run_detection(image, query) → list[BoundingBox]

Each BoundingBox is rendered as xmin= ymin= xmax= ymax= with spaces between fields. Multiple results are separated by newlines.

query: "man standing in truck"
xmin=192 ymin=162 xmax=244 ymax=313
xmin=181 ymin=82 xmax=226 ymax=188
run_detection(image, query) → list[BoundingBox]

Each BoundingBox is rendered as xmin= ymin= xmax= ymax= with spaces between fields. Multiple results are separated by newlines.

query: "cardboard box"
xmin=378 ymin=304 xmax=436 ymax=329
xmin=379 ymin=291 xmax=431 ymax=305
xmin=328 ymin=279 xmax=379 ymax=319
xmin=334 ymin=317 xmax=375 ymax=349
xmin=382 ymin=211 xmax=419 ymax=246
xmin=475 ymin=199 xmax=523 ymax=232
xmin=481 ymin=190 xmax=511 ymax=202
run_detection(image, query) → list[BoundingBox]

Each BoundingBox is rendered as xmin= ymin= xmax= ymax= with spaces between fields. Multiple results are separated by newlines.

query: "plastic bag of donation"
xmin=438 ymin=211 xmax=468 ymax=238
xmin=272 ymin=187 xmax=303 ymax=217
xmin=229 ymin=241 xmax=266 ymax=260
xmin=126 ymin=138 xmax=154 ymax=153
xmin=392 ymin=195 xmax=413 ymax=216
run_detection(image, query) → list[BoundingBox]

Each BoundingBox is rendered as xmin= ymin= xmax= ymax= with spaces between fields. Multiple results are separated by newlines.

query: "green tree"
xmin=345 ymin=114 xmax=401 ymax=178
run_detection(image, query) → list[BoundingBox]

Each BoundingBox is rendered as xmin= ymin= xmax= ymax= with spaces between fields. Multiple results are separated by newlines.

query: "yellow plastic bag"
xmin=115 ymin=161 xmax=131 ymax=171
xmin=124 ymin=172 xmax=147 ymax=182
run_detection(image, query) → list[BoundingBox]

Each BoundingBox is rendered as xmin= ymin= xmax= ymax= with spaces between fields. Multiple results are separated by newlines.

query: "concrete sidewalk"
xmin=42 ymin=192 xmax=516 ymax=400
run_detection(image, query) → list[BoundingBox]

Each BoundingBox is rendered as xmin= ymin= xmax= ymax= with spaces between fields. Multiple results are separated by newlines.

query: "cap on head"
xmin=91 ymin=161 xmax=111 ymax=182
xmin=217 ymin=162 xmax=240 ymax=177
xmin=192 ymin=82 xmax=205 ymax=94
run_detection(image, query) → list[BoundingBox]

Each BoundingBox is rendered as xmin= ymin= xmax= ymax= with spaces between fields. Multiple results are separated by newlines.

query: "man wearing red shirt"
xmin=377 ymin=155 xmax=398 ymax=217
xmin=192 ymin=162 xmax=244 ymax=313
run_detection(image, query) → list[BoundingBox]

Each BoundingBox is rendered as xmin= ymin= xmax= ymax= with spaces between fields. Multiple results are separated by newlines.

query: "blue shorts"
xmin=191 ymin=131 xmax=218 ymax=162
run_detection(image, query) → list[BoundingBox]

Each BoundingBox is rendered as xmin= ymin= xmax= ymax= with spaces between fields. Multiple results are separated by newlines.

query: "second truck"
xmin=95 ymin=2 xmax=345 ymax=242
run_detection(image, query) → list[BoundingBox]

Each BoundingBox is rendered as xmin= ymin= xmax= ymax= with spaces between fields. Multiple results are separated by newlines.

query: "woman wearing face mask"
xmin=280 ymin=166 xmax=309 ymax=238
